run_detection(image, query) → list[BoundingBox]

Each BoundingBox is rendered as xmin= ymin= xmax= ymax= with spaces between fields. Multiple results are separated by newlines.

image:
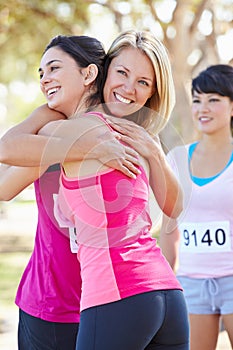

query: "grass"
xmin=0 ymin=198 xmax=35 ymax=309
xmin=0 ymin=252 xmax=30 ymax=306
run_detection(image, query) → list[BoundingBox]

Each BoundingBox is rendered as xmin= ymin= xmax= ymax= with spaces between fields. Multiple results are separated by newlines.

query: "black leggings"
xmin=18 ymin=309 xmax=79 ymax=350
xmin=76 ymin=290 xmax=189 ymax=350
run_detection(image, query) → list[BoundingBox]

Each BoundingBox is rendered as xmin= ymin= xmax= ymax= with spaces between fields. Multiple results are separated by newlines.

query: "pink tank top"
xmin=54 ymin=113 xmax=181 ymax=311
xmin=15 ymin=164 xmax=82 ymax=322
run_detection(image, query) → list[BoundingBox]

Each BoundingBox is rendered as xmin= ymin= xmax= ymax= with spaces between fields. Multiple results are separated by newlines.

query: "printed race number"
xmin=69 ymin=227 xmax=78 ymax=253
xmin=179 ymin=221 xmax=231 ymax=253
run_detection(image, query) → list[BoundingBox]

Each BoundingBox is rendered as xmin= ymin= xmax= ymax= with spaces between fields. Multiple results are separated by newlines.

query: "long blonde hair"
xmin=102 ymin=30 xmax=175 ymax=135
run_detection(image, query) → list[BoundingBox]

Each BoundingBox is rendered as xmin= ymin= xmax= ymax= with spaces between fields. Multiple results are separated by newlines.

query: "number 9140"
xmin=179 ymin=221 xmax=231 ymax=253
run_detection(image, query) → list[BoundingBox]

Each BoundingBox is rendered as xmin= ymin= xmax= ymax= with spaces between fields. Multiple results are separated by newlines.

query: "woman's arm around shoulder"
xmin=104 ymin=116 xmax=183 ymax=217
xmin=159 ymin=214 xmax=180 ymax=271
xmin=0 ymin=104 xmax=65 ymax=166
xmin=39 ymin=112 xmax=141 ymax=178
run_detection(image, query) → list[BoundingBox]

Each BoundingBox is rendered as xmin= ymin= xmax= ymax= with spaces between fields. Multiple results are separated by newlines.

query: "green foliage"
xmin=0 ymin=0 xmax=94 ymax=125
xmin=0 ymin=0 xmax=90 ymax=83
xmin=5 ymin=87 xmax=45 ymax=125
xmin=0 ymin=0 xmax=232 ymax=134
xmin=0 ymin=252 xmax=30 ymax=306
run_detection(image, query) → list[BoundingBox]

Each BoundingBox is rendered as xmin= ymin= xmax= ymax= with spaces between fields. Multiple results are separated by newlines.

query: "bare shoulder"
xmin=3 ymin=104 xmax=65 ymax=138
xmin=70 ymin=111 xmax=111 ymax=132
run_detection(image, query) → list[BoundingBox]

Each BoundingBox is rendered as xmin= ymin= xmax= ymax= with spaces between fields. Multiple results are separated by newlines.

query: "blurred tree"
xmin=0 ymin=0 xmax=232 ymax=144
xmin=88 ymin=0 xmax=233 ymax=145
xmin=0 ymin=0 xmax=90 ymax=82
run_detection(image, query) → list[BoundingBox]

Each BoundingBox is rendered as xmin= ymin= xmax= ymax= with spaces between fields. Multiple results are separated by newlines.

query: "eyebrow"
xmin=38 ymin=59 xmax=62 ymax=73
xmin=116 ymin=64 xmax=154 ymax=82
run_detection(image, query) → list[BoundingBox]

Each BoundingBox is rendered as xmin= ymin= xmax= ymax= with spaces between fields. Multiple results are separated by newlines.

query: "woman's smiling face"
xmin=103 ymin=47 xmax=156 ymax=118
xmin=192 ymin=91 xmax=233 ymax=135
xmin=39 ymin=47 xmax=88 ymax=117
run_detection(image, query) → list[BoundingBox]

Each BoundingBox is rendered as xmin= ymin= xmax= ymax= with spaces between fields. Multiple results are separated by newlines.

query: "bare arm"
xmin=0 ymin=105 xmax=140 ymax=178
xmin=0 ymin=163 xmax=44 ymax=201
xmin=105 ymin=116 xmax=183 ymax=218
xmin=0 ymin=112 xmax=140 ymax=203
xmin=0 ymin=104 xmax=66 ymax=166
xmin=159 ymin=214 xmax=180 ymax=271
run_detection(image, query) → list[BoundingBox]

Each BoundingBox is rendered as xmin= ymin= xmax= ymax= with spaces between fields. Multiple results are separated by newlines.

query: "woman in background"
xmin=160 ymin=64 xmax=233 ymax=350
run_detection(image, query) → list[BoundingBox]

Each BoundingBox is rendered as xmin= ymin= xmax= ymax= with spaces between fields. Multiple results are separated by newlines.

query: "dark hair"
xmin=192 ymin=64 xmax=233 ymax=101
xmin=192 ymin=64 xmax=233 ymax=133
xmin=44 ymin=35 xmax=106 ymax=107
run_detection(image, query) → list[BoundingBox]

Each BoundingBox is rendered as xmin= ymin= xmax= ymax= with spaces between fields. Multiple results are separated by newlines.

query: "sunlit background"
xmin=0 ymin=1 xmax=232 ymax=349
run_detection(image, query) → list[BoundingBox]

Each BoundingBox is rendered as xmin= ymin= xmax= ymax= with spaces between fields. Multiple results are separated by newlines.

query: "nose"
xmin=199 ymin=100 xmax=210 ymax=112
xmin=40 ymin=71 xmax=52 ymax=88
xmin=123 ymin=79 xmax=136 ymax=94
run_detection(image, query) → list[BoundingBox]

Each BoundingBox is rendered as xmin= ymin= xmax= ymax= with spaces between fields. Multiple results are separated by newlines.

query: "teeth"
xmin=199 ymin=117 xmax=210 ymax=121
xmin=115 ymin=93 xmax=131 ymax=104
xmin=48 ymin=88 xmax=59 ymax=96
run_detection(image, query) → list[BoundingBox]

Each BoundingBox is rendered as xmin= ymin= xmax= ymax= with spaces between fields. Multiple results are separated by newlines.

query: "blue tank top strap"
xmin=228 ymin=149 xmax=233 ymax=165
xmin=189 ymin=142 xmax=233 ymax=186
xmin=188 ymin=142 xmax=198 ymax=161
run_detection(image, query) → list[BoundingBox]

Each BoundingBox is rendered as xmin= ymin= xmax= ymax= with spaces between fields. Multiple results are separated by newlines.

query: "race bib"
xmin=179 ymin=221 xmax=231 ymax=253
xmin=69 ymin=227 xmax=78 ymax=253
